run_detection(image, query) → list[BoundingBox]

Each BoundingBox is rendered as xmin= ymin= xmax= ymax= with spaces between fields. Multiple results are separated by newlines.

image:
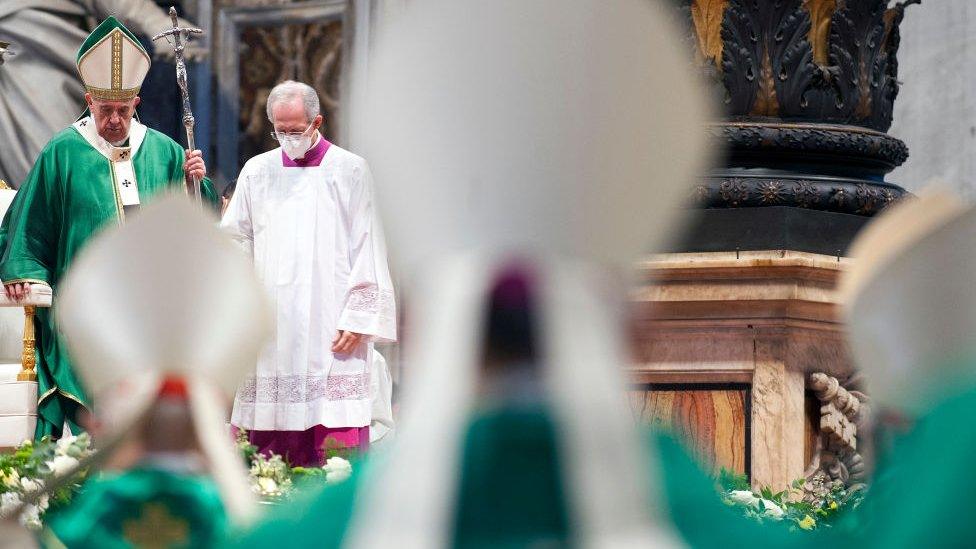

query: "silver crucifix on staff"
xmin=152 ymin=8 xmax=204 ymax=200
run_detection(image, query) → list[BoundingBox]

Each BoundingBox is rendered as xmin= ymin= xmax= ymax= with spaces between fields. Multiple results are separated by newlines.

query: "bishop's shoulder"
xmin=50 ymin=123 xmax=92 ymax=152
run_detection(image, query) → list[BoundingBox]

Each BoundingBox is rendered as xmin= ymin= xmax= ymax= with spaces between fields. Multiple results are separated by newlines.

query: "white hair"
xmin=266 ymin=80 xmax=321 ymax=123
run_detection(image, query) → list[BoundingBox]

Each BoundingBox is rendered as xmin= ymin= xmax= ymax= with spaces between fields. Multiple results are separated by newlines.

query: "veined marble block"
xmin=630 ymin=250 xmax=856 ymax=491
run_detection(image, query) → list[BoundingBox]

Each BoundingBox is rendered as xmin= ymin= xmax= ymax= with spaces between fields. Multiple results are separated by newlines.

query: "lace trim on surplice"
xmin=345 ymin=283 xmax=395 ymax=320
xmin=236 ymin=373 xmax=370 ymax=403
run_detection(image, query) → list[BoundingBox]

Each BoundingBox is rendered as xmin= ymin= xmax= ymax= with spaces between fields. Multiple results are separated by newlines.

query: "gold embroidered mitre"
xmin=76 ymin=17 xmax=151 ymax=101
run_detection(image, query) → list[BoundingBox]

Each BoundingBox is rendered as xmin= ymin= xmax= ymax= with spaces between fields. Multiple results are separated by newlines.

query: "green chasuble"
xmin=226 ymin=408 xmax=850 ymax=549
xmin=671 ymin=375 xmax=976 ymax=549
xmin=227 ymin=378 xmax=976 ymax=548
xmin=0 ymin=118 xmax=218 ymax=438
xmin=225 ymin=405 xmax=810 ymax=548
xmin=42 ymin=467 xmax=228 ymax=549
xmin=849 ymin=380 xmax=976 ymax=548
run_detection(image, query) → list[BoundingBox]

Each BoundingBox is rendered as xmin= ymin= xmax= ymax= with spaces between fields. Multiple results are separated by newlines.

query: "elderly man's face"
xmin=86 ymin=93 xmax=140 ymax=143
xmin=271 ymin=97 xmax=323 ymax=134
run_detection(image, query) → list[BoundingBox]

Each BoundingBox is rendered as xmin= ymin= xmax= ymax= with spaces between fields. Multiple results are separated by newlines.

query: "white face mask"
xmin=275 ymin=122 xmax=315 ymax=160
xmin=280 ymin=134 xmax=313 ymax=160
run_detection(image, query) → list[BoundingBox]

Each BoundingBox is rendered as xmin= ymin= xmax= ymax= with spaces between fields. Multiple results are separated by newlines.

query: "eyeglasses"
xmin=269 ymin=121 xmax=314 ymax=142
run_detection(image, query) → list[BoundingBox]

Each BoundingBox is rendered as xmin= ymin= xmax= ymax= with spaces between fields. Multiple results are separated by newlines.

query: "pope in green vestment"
xmin=0 ymin=16 xmax=217 ymax=438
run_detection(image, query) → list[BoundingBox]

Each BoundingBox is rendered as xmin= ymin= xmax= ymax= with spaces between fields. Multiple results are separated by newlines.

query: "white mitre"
xmin=346 ymin=0 xmax=712 ymax=547
xmin=76 ymin=17 xmax=151 ymax=101
xmin=55 ymin=194 xmax=273 ymax=523
xmin=841 ymin=186 xmax=976 ymax=415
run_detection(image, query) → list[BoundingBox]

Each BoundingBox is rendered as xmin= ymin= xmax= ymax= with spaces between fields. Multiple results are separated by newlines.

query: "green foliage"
xmin=241 ymin=438 xmax=353 ymax=503
xmin=249 ymin=452 xmax=293 ymax=499
xmin=320 ymin=436 xmax=357 ymax=461
xmin=717 ymin=468 xmax=750 ymax=492
xmin=234 ymin=428 xmax=259 ymax=466
xmin=716 ymin=470 xmax=866 ymax=533
xmin=290 ymin=466 xmax=325 ymax=478
xmin=0 ymin=434 xmax=93 ymax=529
xmin=289 ymin=466 xmax=326 ymax=490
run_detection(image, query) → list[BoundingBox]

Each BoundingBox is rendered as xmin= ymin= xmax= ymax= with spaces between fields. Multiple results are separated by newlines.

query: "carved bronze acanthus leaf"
xmin=694 ymin=0 xmax=919 ymax=132
xmin=691 ymin=0 xmax=729 ymax=66
xmin=805 ymin=0 xmax=836 ymax=67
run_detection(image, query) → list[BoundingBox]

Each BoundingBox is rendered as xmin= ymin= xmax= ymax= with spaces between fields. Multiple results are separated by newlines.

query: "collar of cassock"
xmin=282 ymin=133 xmax=331 ymax=167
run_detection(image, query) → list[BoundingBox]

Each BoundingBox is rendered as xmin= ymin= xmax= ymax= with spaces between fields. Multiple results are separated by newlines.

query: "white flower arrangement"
xmin=0 ymin=433 xmax=92 ymax=530
xmin=727 ymin=490 xmax=759 ymax=507
xmin=760 ymin=499 xmax=785 ymax=519
xmin=2 ymin=469 xmax=20 ymax=489
xmin=236 ymin=429 xmax=356 ymax=503
xmin=718 ymin=469 xmax=864 ymax=532
xmin=322 ymin=457 xmax=352 ymax=484
xmin=725 ymin=489 xmax=785 ymax=520
xmin=248 ymin=453 xmax=292 ymax=499
xmin=47 ymin=455 xmax=80 ymax=477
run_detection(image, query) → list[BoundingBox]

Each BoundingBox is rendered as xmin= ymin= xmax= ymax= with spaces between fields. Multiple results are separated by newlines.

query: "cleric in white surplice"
xmin=221 ymin=81 xmax=396 ymax=465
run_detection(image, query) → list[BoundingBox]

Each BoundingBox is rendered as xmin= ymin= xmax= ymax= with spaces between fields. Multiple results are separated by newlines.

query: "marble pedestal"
xmin=630 ymin=251 xmax=855 ymax=491
xmin=0 ymin=363 xmax=37 ymax=448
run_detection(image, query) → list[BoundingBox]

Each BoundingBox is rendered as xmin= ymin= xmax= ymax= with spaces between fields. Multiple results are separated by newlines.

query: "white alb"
xmin=222 ymin=144 xmax=397 ymax=431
